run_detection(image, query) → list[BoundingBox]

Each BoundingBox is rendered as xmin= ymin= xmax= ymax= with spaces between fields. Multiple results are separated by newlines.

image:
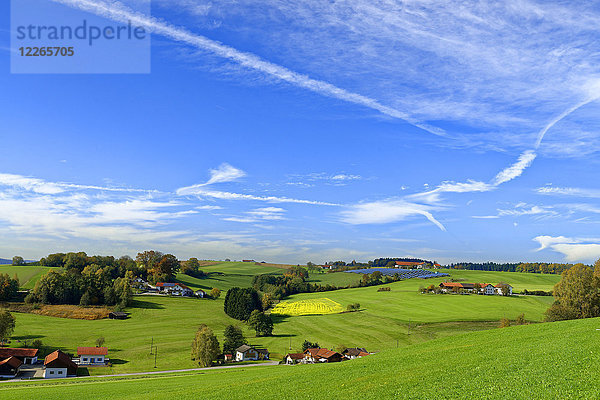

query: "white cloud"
xmin=177 ymin=163 xmax=246 ymax=195
xmin=224 ymin=206 xmax=286 ymax=223
xmin=340 ymin=199 xmax=446 ymax=231
xmin=195 ymin=205 xmax=223 ymax=210
xmin=175 ymin=187 xmax=338 ymax=206
xmin=492 ymin=150 xmax=537 ymax=186
xmin=533 ymin=235 xmax=600 ymax=262
xmin=536 ymin=186 xmax=600 ymax=199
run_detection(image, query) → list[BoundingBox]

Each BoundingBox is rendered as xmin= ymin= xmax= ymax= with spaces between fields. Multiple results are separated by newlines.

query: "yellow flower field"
xmin=271 ymin=298 xmax=345 ymax=316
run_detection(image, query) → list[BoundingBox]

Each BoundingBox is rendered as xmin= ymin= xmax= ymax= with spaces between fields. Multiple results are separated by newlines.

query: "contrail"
xmin=51 ymin=0 xmax=446 ymax=137
xmin=535 ymin=95 xmax=600 ymax=148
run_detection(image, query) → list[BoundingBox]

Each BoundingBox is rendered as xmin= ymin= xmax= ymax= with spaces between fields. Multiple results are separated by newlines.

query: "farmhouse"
xmin=43 ymin=350 xmax=78 ymax=378
xmin=0 ymin=348 xmax=39 ymax=364
xmin=155 ymin=282 xmax=194 ymax=296
xmin=342 ymin=347 xmax=370 ymax=359
xmin=76 ymin=347 xmax=108 ymax=365
xmin=495 ymin=284 xmax=513 ymax=296
xmin=284 ymin=353 xmax=304 ymax=365
xmin=439 ymin=282 xmax=512 ymax=296
xmin=235 ymin=345 xmax=269 ymax=361
xmin=303 ymin=348 xmax=343 ymax=363
xmin=395 ymin=261 xmax=426 ymax=269
xmin=303 ymin=348 xmax=321 ymax=363
xmin=0 ymin=357 xmax=23 ymax=378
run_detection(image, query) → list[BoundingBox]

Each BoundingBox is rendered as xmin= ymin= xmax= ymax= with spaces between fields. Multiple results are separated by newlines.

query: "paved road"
xmin=2 ymin=361 xmax=279 ymax=382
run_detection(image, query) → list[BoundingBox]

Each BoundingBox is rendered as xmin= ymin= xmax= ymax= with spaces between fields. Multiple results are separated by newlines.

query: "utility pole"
xmin=154 ymin=346 xmax=157 ymax=368
xmin=407 ymin=319 xmax=410 ymax=337
xmin=289 ymin=338 xmax=291 ymax=350
xmin=150 ymin=337 xmax=154 ymax=355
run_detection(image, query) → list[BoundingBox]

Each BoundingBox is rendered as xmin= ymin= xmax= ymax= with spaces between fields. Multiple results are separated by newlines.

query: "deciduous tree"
xmin=191 ymin=325 xmax=220 ymax=367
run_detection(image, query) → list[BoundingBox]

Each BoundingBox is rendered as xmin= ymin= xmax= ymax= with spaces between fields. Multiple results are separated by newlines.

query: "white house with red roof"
xmin=76 ymin=347 xmax=108 ymax=365
xmin=155 ymin=282 xmax=194 ymax=297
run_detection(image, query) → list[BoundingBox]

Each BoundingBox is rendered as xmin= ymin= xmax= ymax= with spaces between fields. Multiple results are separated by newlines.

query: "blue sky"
xmin=1 ymin=0 xmax=600 ymax=264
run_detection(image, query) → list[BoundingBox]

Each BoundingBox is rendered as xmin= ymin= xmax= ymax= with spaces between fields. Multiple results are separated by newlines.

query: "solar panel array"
xmin=344 ymin=268 xmax=449 ymax=280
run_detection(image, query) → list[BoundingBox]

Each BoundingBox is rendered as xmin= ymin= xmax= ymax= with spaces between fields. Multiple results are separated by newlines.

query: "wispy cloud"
xmin=51 ymin=0 xmax=446 ymax=136
xmin=340 ymin=199 xmax=446 ymax=231
xmin=536 ymin=186 xmax=600 ymax=199
xmin=223 ymin=207 xmax=286 ymax=223
xmin=177 ymin=163 xmax=246 ymax=195
xmin=176 ymin=187 xmax=339 ymax=206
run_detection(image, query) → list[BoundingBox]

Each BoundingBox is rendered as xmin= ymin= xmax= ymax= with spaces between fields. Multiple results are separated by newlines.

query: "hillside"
xmin=9 ymin=265 xmax=555 ymax=375
xmin=0 ymin=265 xmax=58 ymax=289
xmin=2 ymin=317 xmax=599 ymax=398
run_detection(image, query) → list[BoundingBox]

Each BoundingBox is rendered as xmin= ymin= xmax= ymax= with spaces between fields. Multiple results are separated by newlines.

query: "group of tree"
xmin=302 ymin=340 xmax=319 ymax=352
xmin=247 ymin=310 xmax=273 ymax=336
xmin=447 ymin=261 xmax=577 ymax=275
xmin=180 ymin=258 xmax=207 ymax=279
xmin=192 ymin=324 xmax=253 ymax=367
xmin=323 ymin=258 xmax=435 ymax=272
xmin=223 ymin=287 xmax=264 ymax=321
xmin=11 ymin=256 xmax=25 ymax=266
xmin=545 ymin=262 xmax=600 ymax=321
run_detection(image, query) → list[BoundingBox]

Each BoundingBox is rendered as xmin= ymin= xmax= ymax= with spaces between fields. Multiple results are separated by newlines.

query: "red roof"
xmin=77 ymin=347 xmax=108 ymax=356
xmin=395 ymin=261 xmax=425 ymax=266
xmin=286 ymin=353 xmax=304 ymax=360
xmin=316 ymin=348 xmax=341 ymax=359
xmin=440 ymin=282 xmax=463 ymax=288
xmin=0 ymin=356 xmax=23 ymax=369
xmin=358 ymin=352 xmax=370 ymax=357
xmin=44 ymin=350 xmax=78 ymax=370
xmin=0 ymin=348 xmax=38 ymax=358
xmin=304 ymin=348 xmax=320 ymax=357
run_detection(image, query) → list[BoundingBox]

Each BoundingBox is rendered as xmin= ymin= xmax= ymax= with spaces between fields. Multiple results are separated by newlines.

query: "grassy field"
xmin=2 ymin=316 xmax=599 ymax=399
xmin=174 ymin=261 xmax=286 ymax=292
xmin=8 ymin=266 xmax=556 ymax=375
xmin=0 ymin=264 xmax=58 ymax=289
xmin=271 ymin=298 xmax=344 ymax=316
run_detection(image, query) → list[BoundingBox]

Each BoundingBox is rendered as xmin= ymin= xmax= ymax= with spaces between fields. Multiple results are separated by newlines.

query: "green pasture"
xmin=3 ymin=317 xmax=599 ymax=399
xmin=9 ymin=267 xmax=555 ymax=375
xmin=0 ymin=264 xmax=58 ymax=289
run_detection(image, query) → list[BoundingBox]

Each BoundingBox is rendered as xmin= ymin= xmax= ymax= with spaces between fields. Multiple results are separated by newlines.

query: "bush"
xmin=346 ymin=303 xmax=361 ymax=312
xmin=499 ymin=317 xmax=511 ymax=328
xmin=515 ymin=313 xmax=526 ymax=325
xmin=377 ymin=287 xmax=391 ymax=292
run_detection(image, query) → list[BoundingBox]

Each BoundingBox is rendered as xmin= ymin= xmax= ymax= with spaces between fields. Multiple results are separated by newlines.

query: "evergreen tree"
xmin=222 ymin=325 xmax=247 ymax=354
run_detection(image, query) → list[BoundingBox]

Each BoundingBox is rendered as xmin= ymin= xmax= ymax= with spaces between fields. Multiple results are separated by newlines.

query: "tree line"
xmin=447 ymin=261 xmax=579 ymax=274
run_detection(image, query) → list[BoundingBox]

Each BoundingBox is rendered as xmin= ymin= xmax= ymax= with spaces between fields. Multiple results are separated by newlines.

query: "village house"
xmin=131 ymin=277 xmax=148 ymax=288
xmin=0 ymin=357 xmax=23 ymax=378
xmin=395 ymin=261 xmax=427 ymax=269
xmin=155 ymin=282 xmax=194 ymax=296
xmin=194 ymin=289 xmax=206 ymax=298
xmin=342 ymin=348 xmax=370 ymax=360
xmin=43 ymin=350 xmax=78 ymax=379
xmin=439 ymin=282 xmax=512 ymax=296
xmin=303 ymin=348 xmax=343 ymax=363
xmin=495 ymin=284 xmax=513 ymax=296
xmin=235 ymin=345 xmax=269 ymax=361
xmin=0 ymin=348 xmax=39 ymax=364
xmin=284 ymin=353 xmax=304 ymax=365
xmin=76 ymin=347 xmax=108 ymax=365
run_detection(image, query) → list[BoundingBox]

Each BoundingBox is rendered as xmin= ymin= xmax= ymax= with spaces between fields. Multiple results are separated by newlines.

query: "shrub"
xmin=346 ymin=303 xmax=361 ymax=312
xmin=515 ymin=313 xmax=526 ymax=325
xmin=499 ymin=317 xmax=511 ymax=328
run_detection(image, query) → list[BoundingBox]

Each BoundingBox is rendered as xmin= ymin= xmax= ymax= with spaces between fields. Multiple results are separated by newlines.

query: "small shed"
xmin=109 ymin=311 xmax=129 ymax=320
xmin=284 ymin=353 xmax=304 ymax=365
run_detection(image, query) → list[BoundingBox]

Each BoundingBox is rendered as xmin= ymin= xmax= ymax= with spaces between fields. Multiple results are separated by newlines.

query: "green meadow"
xmin=6 ymin=263 xmax=558 ymax=376
xmin=0 ymin=264 xmax=58 ymax=289
xmin=3 ymin=316 xmax=599 ymax=399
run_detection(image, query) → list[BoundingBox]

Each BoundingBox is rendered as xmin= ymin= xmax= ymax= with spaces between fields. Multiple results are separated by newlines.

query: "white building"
xmin=43 ymin=350 xmax=77 ymax=379
xmin=156 ymin=282 xmax=194 ymax=296
xmin=76 ymin=347 xmax=108 ymax=365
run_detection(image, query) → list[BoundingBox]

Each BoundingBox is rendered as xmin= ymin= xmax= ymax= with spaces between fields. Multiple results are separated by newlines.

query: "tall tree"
xmin=0 ymin=274 xmax=19 ymax=301
xmin=222 ymin=325 xmax=247 ymax=355
xmin=0 ymin=310 xmax=15 ymax=345
xmin=224 ymin=287 xmax=262 ymax=320
xmin=191 ymin=325 xmax=220 ymax=367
